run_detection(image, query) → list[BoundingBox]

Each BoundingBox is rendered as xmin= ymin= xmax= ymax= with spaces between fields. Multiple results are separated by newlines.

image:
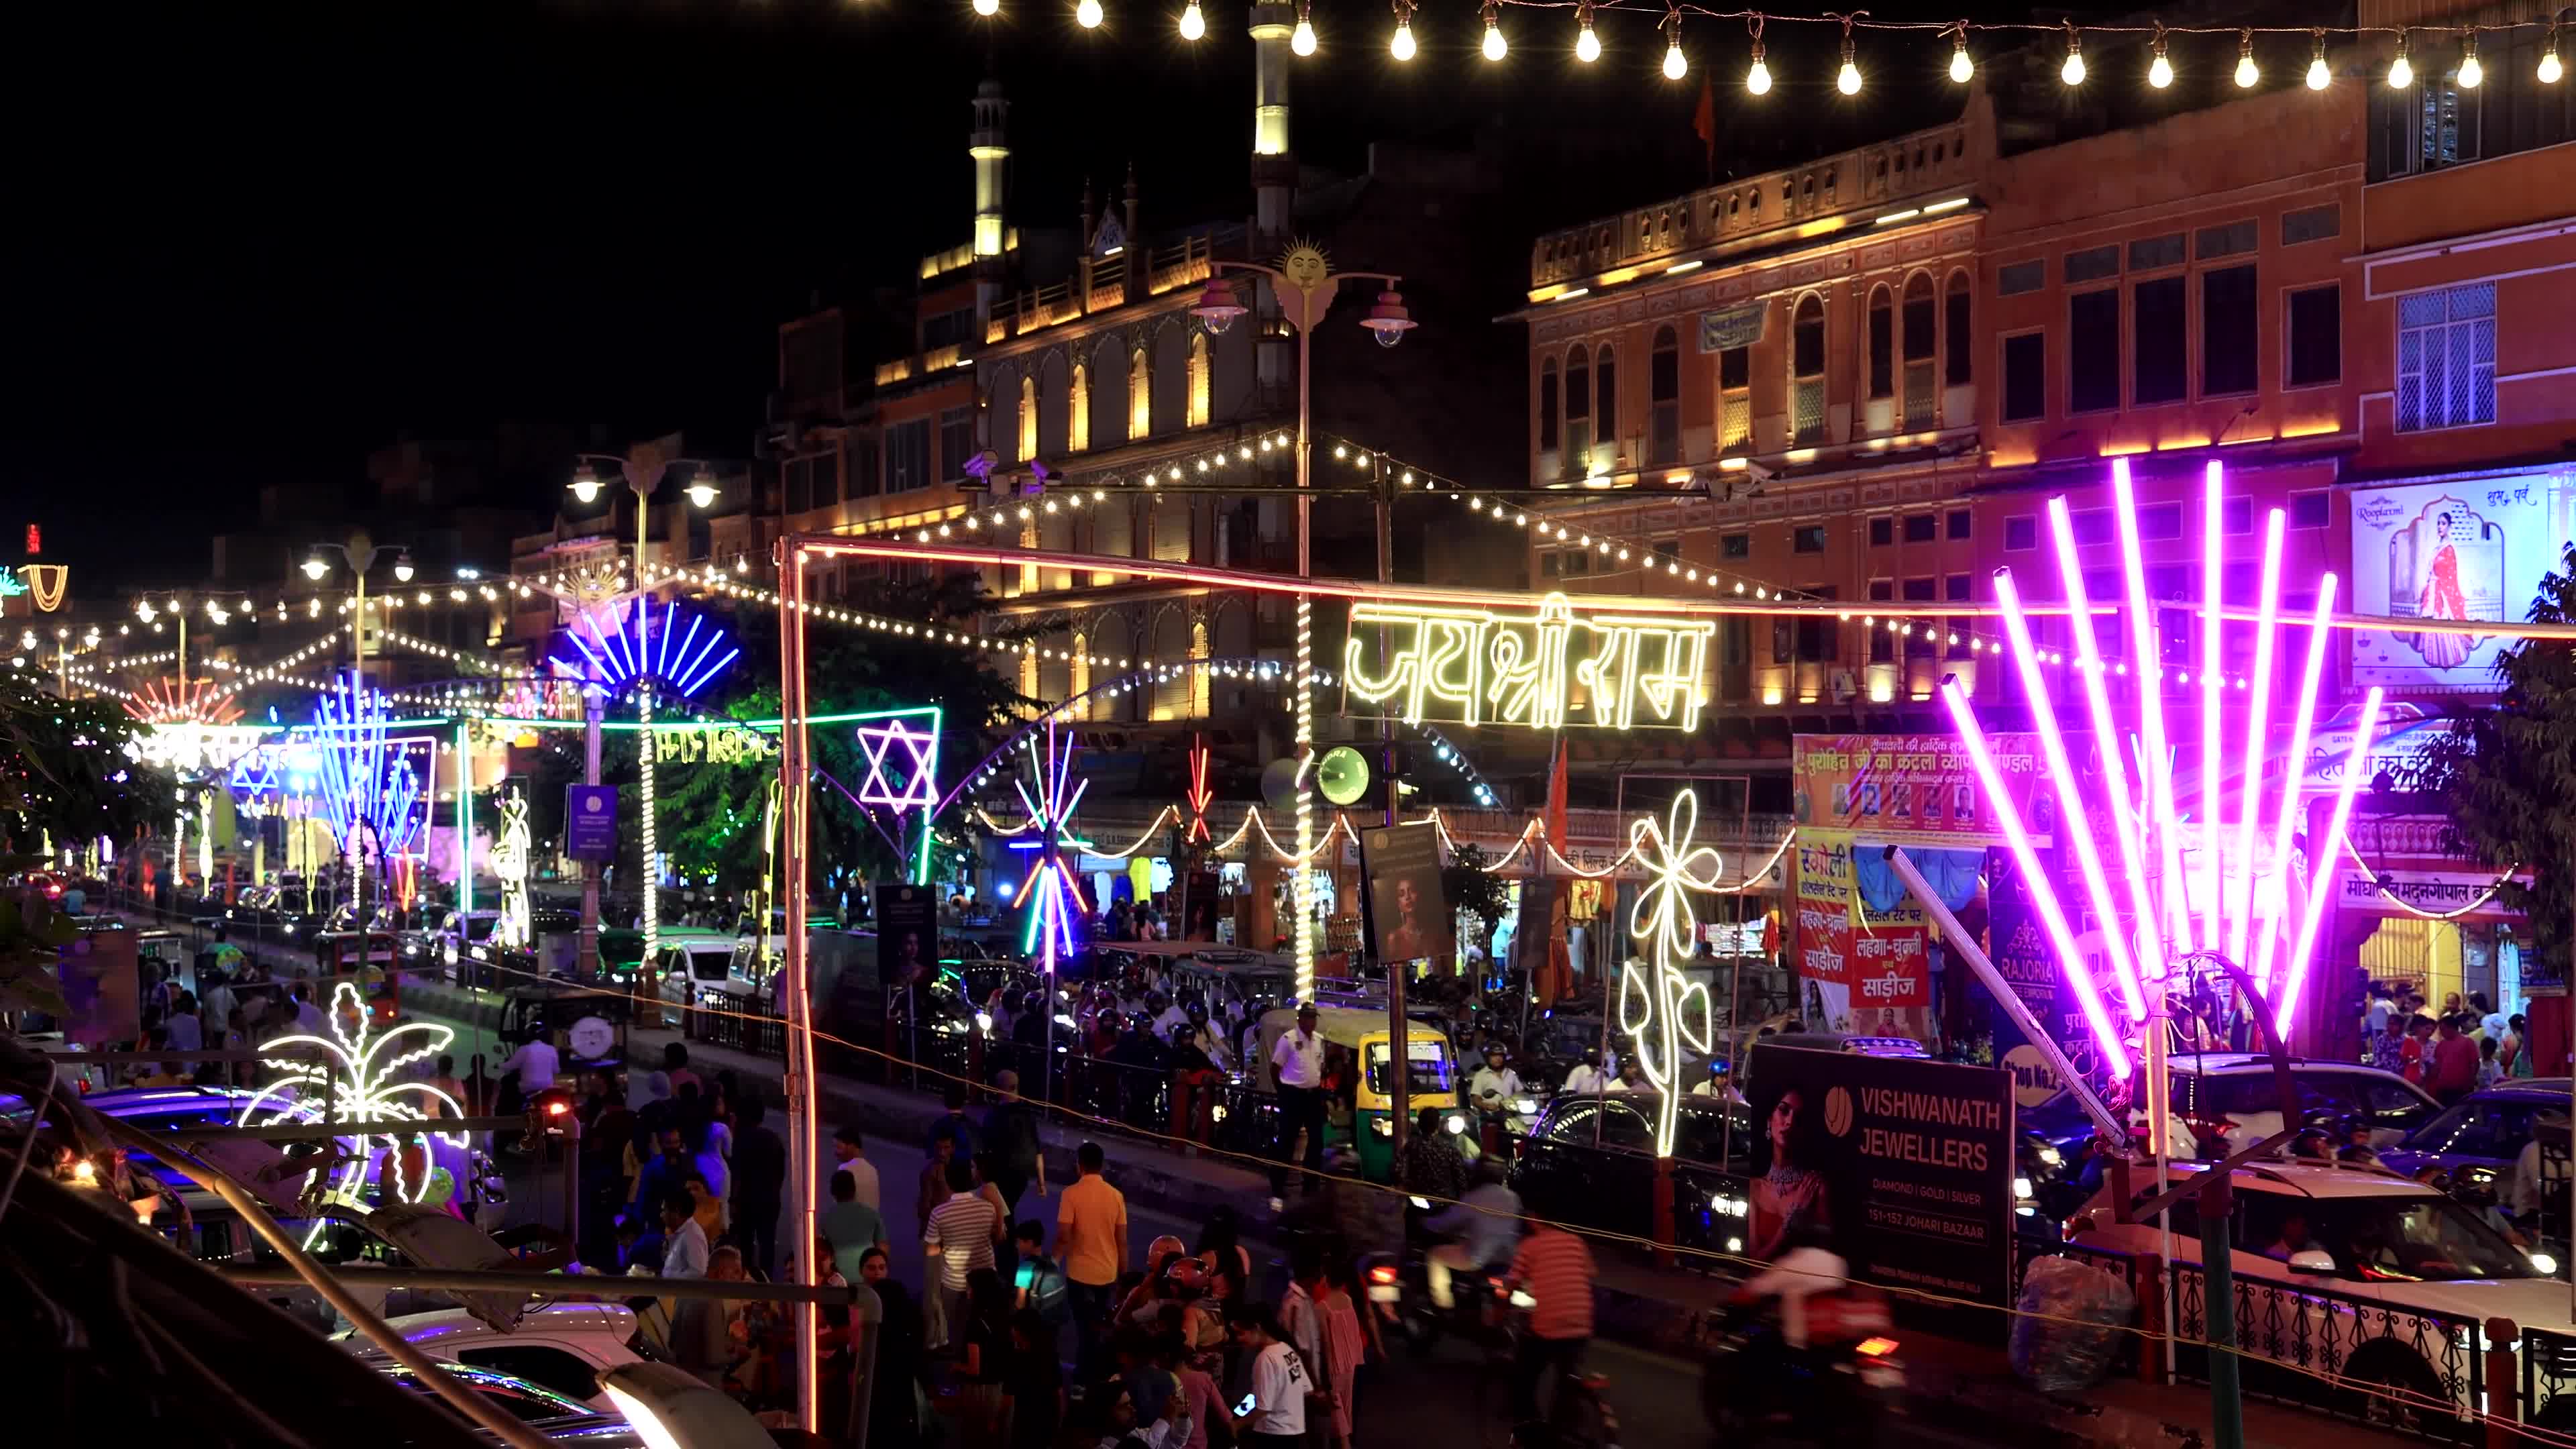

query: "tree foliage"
xmin=0 ymin=667 xmax=177 ymax=855
xmin=2416 ymin=543 xmax=2576 ymax=971
xmin=1443 ymin=841 xmax=1514 ymax=937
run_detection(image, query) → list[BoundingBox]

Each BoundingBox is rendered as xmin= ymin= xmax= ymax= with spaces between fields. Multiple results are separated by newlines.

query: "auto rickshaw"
xmin=498 ymin=978 xmax=630 ymax=1073
xmin=1253 ymin=1004 xmax=1456 ymax=1183
xmin=311 ymin=930 xmax=402 ymax=1029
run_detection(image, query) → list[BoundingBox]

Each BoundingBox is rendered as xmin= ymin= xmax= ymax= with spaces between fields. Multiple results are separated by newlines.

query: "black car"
xmin=1511 ymin=1091 xmax=1756 ymax=1253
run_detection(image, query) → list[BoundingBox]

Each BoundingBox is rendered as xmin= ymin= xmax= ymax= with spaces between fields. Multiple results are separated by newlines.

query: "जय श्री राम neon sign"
xmin=1340 ymin=590 xmax=1715 ymax=731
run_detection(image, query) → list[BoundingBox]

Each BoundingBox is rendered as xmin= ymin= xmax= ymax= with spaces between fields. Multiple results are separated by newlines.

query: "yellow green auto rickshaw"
xmin=1253 ymin=1005 xmax=1457 ymax=1182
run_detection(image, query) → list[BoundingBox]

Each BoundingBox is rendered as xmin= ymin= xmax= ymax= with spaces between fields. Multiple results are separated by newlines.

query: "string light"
xmin=1391 ymin=2 xmax=1415 ymax=60
xmin=2061 ymin=23 xmax=2086 ymax=85
xmin=1291 ymin=0 xmax=1316 ymax=54
xmin=2389 ymin=30 xmax=2413 ymax=87
xmin=2458 ymin=29 xmax=2481 ymax=87
xmin=1662 ymin=11 xmax=1686 ymax=78
xmin=2306 ymin=30 xmax=2329 ymax=89
xmin=1947 ymin=21 xmax=1972 ymax=83
xmin=1836 ymin=17 xmax=1861 ymax=93
xmin=2149 ymin=24 xmax=2174 ymax=87
xmin=1179 ymin=0 xmax=1202 ymax=39
xmin=1574 ymin=1 xmax=1600 ymax=61
xmin=2235 ymin=28 xmax=2258 ymax=87
xmin=1076 ymin=0 xmax=1102 ymax=27
xmin=1746 ymin=15 xmax=1770 ymax=93
xmin=2541 ymin=20 xmax=2561 ymax=83
xmin=1481 ymin=2 xmax=1506 ymax=59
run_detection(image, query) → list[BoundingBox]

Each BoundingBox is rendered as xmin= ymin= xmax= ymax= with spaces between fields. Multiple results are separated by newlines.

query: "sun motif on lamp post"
xmin=1617 ymin=790 xmax=1722 ymax=1161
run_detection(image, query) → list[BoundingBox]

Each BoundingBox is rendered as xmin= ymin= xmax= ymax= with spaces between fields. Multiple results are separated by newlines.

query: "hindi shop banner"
xmin=1793 ymin=830 xmax=1932 ymax=1043
xmin=1746 ymin=1045 xmax=2018 ymax=1307
xmin=2349 ymin=475 xmax=2566 ymax=692
xmin=1793 ymin=733 xmax=2052 ymax=849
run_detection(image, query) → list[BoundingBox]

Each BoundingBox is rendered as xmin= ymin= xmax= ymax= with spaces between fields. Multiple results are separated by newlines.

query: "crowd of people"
xmin=2363 ymin=983 xmax=2530 ymax=1104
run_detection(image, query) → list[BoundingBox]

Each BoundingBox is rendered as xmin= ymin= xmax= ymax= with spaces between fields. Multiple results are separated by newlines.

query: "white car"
xmin=2070 ymin=1157 xmax=2564 ymax=1431
xmin=651 ymin=936 xmax=751 ymax=1026
xmin=347 ymin=1301 xmax=653 ymax=1413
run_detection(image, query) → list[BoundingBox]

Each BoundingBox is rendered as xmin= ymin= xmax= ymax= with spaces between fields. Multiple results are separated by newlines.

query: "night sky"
xmin=9 ymin=0 xmax=1980 ymax=588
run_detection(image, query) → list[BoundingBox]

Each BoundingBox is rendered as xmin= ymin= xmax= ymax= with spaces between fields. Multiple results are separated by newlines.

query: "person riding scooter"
xmin=1705 ymin=1222 xmax=1899 ymax=1438
xmin=1424 ymin=1157 xmax=1523 ymax=1322
xmin=1469 ymin=1042 xmax=1528 ymax=1156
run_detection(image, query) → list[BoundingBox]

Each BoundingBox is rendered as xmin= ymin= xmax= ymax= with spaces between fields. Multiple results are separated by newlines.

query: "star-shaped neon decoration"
xmin=1617 ymin=790 xmax=1722 ymax=1159
xmin=857 ymin=714 xmax=942 ymax=810
xmin=237 ymin=981 xmax=466 ymax=1224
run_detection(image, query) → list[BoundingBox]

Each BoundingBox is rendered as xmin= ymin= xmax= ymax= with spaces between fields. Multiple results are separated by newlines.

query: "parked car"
xmin=348 ymin=1302 xmax=655 ymax=1413
xmin=2379 ymin=1077 xmax=2573 ymax=1186
xmin=650 ymin=934 xmax=749 ymax=1027
xmin=1511 ymin=1091 xmax=1756 ymax=1252
xmin=2025 ymin=1053 xmax=2439 ymax=1164
xmin=2069 ymin=1157 xmax=2565 ymax=1432
xmin=360 ymin=1358 xmax=649 ymax=1443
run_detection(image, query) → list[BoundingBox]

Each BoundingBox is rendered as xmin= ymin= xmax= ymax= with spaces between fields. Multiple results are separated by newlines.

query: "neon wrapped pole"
xmin=1943 ymin=458 xmax=2385 ymax=1085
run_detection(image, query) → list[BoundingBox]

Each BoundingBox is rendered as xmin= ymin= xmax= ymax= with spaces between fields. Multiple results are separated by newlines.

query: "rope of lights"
xmin=2336 ymin=833 xmax=2522 ymax=922
xmin=1010 ymin=0 xmax=2565 ymax=96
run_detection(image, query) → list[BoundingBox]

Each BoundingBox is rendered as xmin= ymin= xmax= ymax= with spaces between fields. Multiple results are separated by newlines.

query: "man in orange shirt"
xmin=1507 ymin=1220 xmax=1596 ymax=1426
xmin=1055 ymin=1139 xmax=1128 ymax=1379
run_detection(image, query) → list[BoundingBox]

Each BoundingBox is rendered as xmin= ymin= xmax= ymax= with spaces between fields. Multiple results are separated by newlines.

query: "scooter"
xmin=1699 ymin=1300 xmax=1905 ymax=1447
xmin=1366 ymin=1203 xmax=1507 ymax=1356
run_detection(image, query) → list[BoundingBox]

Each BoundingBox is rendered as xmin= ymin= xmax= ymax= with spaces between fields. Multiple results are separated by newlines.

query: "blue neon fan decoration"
xmin=550 ymin=597 xmax=740 ymax=699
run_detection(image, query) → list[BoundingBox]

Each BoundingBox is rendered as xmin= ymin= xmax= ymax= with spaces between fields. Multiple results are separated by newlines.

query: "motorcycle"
xmin=1699 ymin=1299 xmax=1904 ymax=1447
xmin=1366 ymin=1201 xmax=1509 ymax=1356
xmin=1504 ymin=1289 xmax=1621 ymax=1449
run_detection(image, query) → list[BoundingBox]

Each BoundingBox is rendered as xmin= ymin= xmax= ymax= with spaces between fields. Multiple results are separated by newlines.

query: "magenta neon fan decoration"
xmin=1938 ymin=459 xmax=2382 ymax=1079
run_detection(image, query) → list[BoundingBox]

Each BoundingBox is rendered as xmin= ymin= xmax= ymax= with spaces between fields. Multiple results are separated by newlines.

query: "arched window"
xmin=1069 ymin=634 xmax=1091 ymax=721
xmin=1649 ymin=325 xmax=1680 ymax=466
xmin=1594 ymin=345 xmax=1618 ymax=462
xmin=1868 ymin=284 xmax=1895 ymax=402
xmin=1902 ymin=273 xmax=1937 ymax=428
xmin=1189 ymin=620 xmax=1212 ymax=717
xmin=1018 ymin=376 xmax=1038 ymax=460
xmin=1944 ymin=270 xmax=1972 ymax=390
xmin=1188 ymin=332 xmax=1212 ymax=427
xmin=1564 ymin=345 xmax=1593 ymax=474
xmin=1792 ymin=295 xmax=1827 ymax=443
xmin=1538 ymin=360 xmax=1560 ymax=453
xmin=1128 ymin=347 xmax=1151 ymax=439
xmin=1018 ymin=643 xmax=1039 ymax=704
xmin=1091 ymin=337 xmax=1124 ymax=447
xmin=1069 ymin=363 xmax=1091 ymax=451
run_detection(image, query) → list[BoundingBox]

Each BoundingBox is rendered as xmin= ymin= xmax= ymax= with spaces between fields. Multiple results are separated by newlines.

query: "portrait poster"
xmin=2350 ymin=476 xmax=2564 ymax=691
xmin=1360 ymin=820 xmax=1452 ymax=969
xmin=875 ymin=881 xmax=938 ymax=991
xmin=1746 ymin=1044 xmax=2015 ymax=1306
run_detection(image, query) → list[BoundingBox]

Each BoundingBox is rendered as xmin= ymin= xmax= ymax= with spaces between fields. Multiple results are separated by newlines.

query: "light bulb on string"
xmin=1481 ymin=4 xmax=1506 ymax=59
xmin=2061 ymin=24 xmax=2086 ymax=85
xmin=2389 ymin=30 xmax=2414 ymax=87
xmin=1574 ymin=3 xmax=1600 ymax=62
xmin=1836 ymin=22 xmax=1861 ymax=94
xmin=2306 ymin=30 xmax=2330 ymax=89
xmin=1291 ymin=1 xmax=1316 ymax=54
xmin=2459 ymin=31 xmax=2481 ymax=88
xmin=1662 ymin=11 xmax=1686 ymax=78
xmin=2542 ymin=25 xmax=2562 ymax=84
xmin=975 ymin=0 xmax=1000 ymax=14
xmin=1391 ymin=11 xmax=1415 ymax=60
xmin=2149 ymin=26 xmax=2174 ymax=87
xmin=1076 ymin=0 xmax=1102 ymax=26
xmin=1179 ymin=0 xmax=1202 ymax=38
xmin=2235 ymin=30 xmax=2258 ymax=87
xmin=1745 ymin=16 xmax=1770 ymax=94
xmin=1947 ymin=23 xmax=1972 ymax=83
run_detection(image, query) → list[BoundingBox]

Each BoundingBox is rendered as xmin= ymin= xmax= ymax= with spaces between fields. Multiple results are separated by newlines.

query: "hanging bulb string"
xmin=1417 ymin=2 xmax=2557 ymax=52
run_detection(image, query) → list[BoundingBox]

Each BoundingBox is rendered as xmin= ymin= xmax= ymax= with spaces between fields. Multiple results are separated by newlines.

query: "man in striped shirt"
xmin=1507 ymin=1221 xmax=1597 ymax=1425
xmin=924 ymin=1158 xmax=1001 ymax=1350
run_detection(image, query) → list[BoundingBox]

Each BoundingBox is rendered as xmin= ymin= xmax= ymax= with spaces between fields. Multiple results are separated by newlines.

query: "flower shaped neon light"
xmin=492 ymin=790 xmax=533 ymax=949
xmin=237 ymin=981 xmax=466 ymax=1212
xmin=1617 ymin=790 xmax=1721 ymax=1158
xmin=1939 ymin=460 xmax=2383 ymax=1081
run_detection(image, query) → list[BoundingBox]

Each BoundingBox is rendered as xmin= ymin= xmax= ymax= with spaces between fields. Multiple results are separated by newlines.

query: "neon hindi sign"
xmin=1340 ymin=590 xmax=1715 ymax=730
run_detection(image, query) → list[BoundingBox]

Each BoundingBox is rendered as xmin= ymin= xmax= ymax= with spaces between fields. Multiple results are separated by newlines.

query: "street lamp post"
xmin=303 ymin=533 xmax=415 ymax=927
xmin=566 ymin=454 xmax=722 ymax=968
xmin=1194 ymin=256 xmax=1415 ymax=1147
